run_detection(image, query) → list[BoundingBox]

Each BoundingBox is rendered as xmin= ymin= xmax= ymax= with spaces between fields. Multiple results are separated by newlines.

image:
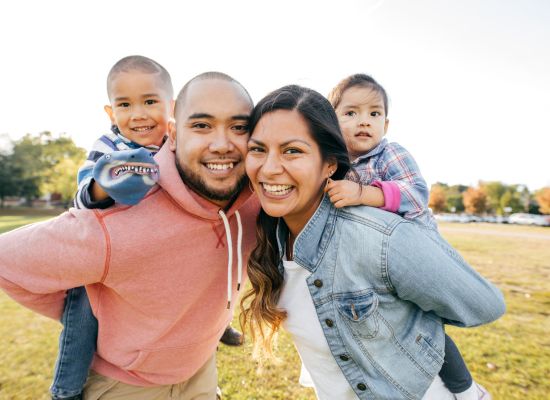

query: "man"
xmin=0 ymin=72 xmax=259 ymax=399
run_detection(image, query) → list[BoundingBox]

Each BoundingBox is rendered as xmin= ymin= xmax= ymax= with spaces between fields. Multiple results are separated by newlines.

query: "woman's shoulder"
xmin=336 ymin=204 xmax=406 ymax=234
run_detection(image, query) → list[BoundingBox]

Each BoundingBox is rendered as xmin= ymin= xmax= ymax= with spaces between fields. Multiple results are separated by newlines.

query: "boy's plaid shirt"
xmin=346 ymin=138 xmax=437 ymax=229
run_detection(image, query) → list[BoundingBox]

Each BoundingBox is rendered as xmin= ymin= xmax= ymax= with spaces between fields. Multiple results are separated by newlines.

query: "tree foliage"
xmin=462 ymin=186 xmax=488 ymax=214
xmin=0 ymin=132 xmax=85 ymax=207
xmin=428 ymin=184 xmax=447 ymax=213
xmin=535 ymin=187 xmax=550 ymax=214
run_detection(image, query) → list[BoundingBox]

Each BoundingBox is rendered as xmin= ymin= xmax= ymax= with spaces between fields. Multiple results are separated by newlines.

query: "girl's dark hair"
xmin=240 ymin=85 xmax=351 ymax=358
xmin=328 ymin=73 xmax=389 ymax=116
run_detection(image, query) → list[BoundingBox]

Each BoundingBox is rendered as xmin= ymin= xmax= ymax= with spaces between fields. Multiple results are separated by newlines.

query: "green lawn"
xmin=0 ymin=214 xmax=549 ymax=399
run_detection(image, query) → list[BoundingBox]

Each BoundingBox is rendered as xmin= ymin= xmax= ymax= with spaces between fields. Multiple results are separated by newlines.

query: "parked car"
xmin=508 ymin=213 xmax=550 ymax=227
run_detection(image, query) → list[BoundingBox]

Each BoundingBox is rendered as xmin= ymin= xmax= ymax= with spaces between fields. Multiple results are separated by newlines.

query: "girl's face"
xmin=246 ymin=109 xmax=334 ymax=234
xmin=335 ymin=86 xmax=389 ymax=160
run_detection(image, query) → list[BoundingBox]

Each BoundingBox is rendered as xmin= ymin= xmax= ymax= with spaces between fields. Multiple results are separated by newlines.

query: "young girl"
xmin=241 ymin=84 xmax=504 ymax=399
xmin=325 ymin=74 xmax=488 ymax=399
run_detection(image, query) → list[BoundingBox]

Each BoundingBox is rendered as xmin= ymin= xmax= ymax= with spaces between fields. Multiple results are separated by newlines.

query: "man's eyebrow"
xmin=231 ymin=115 xmax=250 ymax=121
xmin=188 ymin=113 xmax=214 ymax=120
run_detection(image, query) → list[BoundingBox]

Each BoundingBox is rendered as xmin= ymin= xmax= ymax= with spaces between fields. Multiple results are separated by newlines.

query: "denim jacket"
xmin=275 ymin=196 xmax=505 ymax=400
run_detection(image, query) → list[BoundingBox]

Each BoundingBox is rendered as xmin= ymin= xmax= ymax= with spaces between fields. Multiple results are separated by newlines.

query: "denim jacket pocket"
xmin=336 ymin=291 xmax=379 ymax=339
xmin=415 ymin=334 xmax=444 ymax=370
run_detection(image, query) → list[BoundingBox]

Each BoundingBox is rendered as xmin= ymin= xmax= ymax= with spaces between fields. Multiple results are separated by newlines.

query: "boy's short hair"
xmin=174 ymin=72 xmax=253 ymax=117
xmin=328 ymin=74 xmax=389 ymax=117
xmin=107 ymin=55 xmax=174 ymax=99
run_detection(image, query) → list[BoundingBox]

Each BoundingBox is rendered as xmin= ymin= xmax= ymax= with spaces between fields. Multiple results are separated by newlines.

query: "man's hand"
xmin=92 ymin=148 xmax=160 ymax=205
xmin=325 ymin=179 xmax=363 ymax=208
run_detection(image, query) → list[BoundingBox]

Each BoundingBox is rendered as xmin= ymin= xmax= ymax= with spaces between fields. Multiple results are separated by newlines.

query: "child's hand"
xmin=325 ymin=179 xmax=363 ymax=208
xmin=92 ymin=148 xmax=160 ymax=205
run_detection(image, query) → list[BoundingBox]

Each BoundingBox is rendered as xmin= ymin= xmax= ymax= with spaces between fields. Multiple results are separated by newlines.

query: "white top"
xmin=278 ymin=258 xmax=358 ymax=400
xmin=277 ymin=258 xmax=455 ymax=400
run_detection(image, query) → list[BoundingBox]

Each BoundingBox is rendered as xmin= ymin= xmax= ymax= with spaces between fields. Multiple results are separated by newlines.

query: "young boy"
xmin=50 ymin=55 xmax=174 ymax=400
xmin=325 ymin=74 xmax=491 ymax=400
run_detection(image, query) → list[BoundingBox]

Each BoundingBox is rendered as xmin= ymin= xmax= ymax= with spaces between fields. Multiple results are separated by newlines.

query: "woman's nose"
xmin=261 ymin=151 xmax=283 ymax=175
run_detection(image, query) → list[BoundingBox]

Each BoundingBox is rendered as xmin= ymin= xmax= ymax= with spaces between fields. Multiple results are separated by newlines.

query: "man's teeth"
xmin=206 ymin=162 xmax=234 ymax=170
xmin=263 ymin=184 xmax=293 ymax=194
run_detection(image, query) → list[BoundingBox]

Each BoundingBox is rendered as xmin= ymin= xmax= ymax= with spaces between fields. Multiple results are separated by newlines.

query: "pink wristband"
xmin=371 ymin=181 xmax=401 ymax=212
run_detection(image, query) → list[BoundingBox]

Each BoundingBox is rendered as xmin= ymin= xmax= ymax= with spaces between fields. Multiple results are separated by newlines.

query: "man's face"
xmin=169 ymin=79 xmax=252 ymax=207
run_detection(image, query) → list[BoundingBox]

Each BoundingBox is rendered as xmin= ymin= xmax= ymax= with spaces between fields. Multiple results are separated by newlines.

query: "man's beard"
xmin=175 ymin=157 xmax=247 ymax=203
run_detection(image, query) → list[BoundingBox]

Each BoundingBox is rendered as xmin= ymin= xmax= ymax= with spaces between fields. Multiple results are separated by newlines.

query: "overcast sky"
xmin=1 ymin=0 xmax=549 ymax=190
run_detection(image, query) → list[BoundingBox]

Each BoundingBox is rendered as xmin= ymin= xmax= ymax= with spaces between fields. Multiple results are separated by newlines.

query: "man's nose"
xmin=209 ymin=130 xmax=234 ymax=153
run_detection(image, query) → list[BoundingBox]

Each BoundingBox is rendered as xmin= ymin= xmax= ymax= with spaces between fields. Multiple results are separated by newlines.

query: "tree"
xmin=0 ymin=153 xmax=22 ymax=207
xmin=463 ymin=186 xmax=488 ymax=214
xmin=2 ymin=132 xmax=86 ymax=207
xmin=480 ymin=181 xmax=507 ymax=214
xmin=499 ymin=190 xmax=522 ymax=214
xmin=429 ymin=185 xmax=447 ymax=213
xmin=42 ymin=157 xmax=84 ymax=207
xmin=535 ymin=187 xmax=550 ymax=214
xmin=445 ymin=184 xmax=468 ymax=213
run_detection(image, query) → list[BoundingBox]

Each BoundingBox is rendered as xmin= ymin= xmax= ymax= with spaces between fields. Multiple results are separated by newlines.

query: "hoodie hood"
xmin=154 ymin=143 xmax=254 ymax=221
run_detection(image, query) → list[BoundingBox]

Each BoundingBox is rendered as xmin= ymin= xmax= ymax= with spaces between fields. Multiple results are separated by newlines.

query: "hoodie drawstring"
xmin=218 ymin=210 xmax=243 ymax=309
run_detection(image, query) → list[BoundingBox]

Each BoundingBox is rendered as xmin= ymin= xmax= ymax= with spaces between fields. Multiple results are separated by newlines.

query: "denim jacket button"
xmin=340 ymin=354 xmax=349 ymax=361
xmin=325 ymin=319 xmax=334 ymax=327
xmin=357 ymin=383 xmax=367 ymax=391
xmin=313 ymin=279 xmax=323 ymax=288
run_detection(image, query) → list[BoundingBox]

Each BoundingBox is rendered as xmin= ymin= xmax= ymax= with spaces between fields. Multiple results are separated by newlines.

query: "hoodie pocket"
xmin=336 ymin=291 xmax=379 ymax=339
xmin=124 ymin=347 xmax=188 ymax=375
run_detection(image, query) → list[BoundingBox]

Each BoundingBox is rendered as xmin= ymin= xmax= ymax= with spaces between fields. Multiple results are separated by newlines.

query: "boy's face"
xmin=105 ymin=71 xmax=173 ymax=147
xmin=169 ymin=79 xmax=252 ymax=208
xmin=335 ymin=86 xmax=389 ymax=160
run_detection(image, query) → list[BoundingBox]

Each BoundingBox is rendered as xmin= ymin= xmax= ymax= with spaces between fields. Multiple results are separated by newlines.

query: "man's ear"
xmin=168 ymin=119 xmax=177 ymax=151
xmin=104 ymin=105 xmax=116 ymax=124
xmin=384 ymin=118 xmax=389 ymax=135
xmin=169 ymin=100 xmax=175 ymax=118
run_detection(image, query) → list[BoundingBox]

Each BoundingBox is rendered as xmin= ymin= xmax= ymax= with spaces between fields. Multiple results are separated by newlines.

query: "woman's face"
xmin=246 ymin=109 xmax=334 ymax=234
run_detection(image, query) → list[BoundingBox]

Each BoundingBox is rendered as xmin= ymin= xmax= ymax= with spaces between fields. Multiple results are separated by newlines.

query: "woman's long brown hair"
xmin=240 ymin=85 xmax=351 ymax=359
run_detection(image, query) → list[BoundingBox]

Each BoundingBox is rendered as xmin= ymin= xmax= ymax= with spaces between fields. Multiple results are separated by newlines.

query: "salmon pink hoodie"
xmin=0 ymin=144 xmax=259 ymax=386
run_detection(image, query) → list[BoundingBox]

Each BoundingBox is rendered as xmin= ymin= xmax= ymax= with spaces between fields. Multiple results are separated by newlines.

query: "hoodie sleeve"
xmin=0 ymin=208 xmax=109 ymax=319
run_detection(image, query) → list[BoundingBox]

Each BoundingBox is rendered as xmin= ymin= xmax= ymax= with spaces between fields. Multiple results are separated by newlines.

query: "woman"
xmin=241 ymin=85 xmax=505 ymax=400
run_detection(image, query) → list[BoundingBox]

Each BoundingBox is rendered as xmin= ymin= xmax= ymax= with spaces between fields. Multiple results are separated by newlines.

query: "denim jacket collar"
xmin=275 ymin=194 xmax=336 ymax=274
xmin=352 ymin=137 xmax=388 ymax=164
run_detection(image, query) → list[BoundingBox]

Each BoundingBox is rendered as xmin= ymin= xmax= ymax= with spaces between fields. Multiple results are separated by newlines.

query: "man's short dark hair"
xmin=174 ymin=72 xmax=253 ymax=117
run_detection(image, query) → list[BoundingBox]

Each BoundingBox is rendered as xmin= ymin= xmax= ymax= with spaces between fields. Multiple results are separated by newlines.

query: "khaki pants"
xmin=83 ymin=355 xmax=217 ymax=400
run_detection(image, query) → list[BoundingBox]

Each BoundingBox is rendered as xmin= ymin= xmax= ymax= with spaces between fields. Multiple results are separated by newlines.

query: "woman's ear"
xmin=326 ymin=158 xmax=338 ymax=178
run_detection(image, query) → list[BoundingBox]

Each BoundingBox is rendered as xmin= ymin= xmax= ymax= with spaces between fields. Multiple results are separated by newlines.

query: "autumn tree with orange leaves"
xmin=462 ymin=186 xmax=488 ymax=214
xmin=429 ymin=185 xmax=447 ymax=213
xmin=535 ymin=187 xmax=550 ymax=214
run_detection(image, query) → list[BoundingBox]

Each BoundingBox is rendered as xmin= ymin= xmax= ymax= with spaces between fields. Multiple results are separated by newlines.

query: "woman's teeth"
xmin=206 ymin=162 xmax=234 ymax=170
xmin=263 ymin=183 xmax=293 ymax=195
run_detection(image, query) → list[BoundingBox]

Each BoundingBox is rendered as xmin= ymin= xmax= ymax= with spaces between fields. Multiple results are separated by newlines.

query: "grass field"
xmin=0 ymin=211 xmax=549 ymax=399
